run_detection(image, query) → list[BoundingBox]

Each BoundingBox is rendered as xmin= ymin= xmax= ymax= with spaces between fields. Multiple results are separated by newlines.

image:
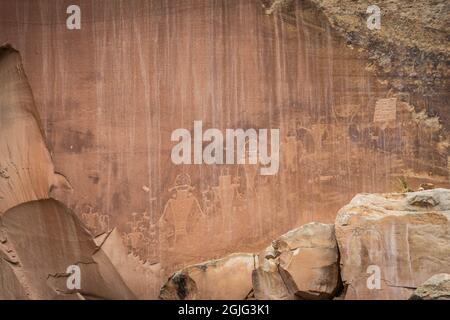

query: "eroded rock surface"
xmin=409 ymin=273 xmax=450 ymax=300
xmin=161 ymin=222 xmax=340 ymax=300
xmin=0 ymin=199 xmax=136 ymax=299
xmin=253 ymin=222 xmax=340 ymax=300
xmin=0 ymin=45 xmax=63 ymax=214
xmin=160 ymin=253 xmax=255 ymax=300
xmin=1 ymin=1 xmax=448 ymax=279
xmin=96 ymin=228 xmax=162 ymax=299
xmin=336 ymin=188 xmax=450 ymax=299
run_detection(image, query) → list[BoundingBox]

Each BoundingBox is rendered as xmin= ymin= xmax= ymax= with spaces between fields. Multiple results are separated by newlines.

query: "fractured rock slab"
xmin=409 ymin=273 xmax=450 ymax=300
xmin=0 ymin=199 xmax=136 ymax=299
xmin=253 ymin=222 xmax=340 ymax=300
xmin=96 ymin=228 xmax=162 ymax=299
xmin=0 ymin=45 xmax=65 ymax=214
xmin=160 ymin=253 xmax=255 ymax=300
xmin=336 ymin=188 xmax=450 ymax=299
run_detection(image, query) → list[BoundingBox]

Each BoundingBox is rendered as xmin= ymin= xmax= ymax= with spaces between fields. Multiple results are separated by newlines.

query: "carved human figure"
xmin=159 ymin=174 xmax=204 ymax=249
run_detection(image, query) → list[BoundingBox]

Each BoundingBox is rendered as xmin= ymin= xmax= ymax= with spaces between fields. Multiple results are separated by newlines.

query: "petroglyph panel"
xmin=0 ymin=0 xmax=448 ymax=279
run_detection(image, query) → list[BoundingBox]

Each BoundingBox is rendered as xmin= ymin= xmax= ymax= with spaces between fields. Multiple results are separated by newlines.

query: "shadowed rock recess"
xmin=0 ymin=0 xmax=449 ymax=300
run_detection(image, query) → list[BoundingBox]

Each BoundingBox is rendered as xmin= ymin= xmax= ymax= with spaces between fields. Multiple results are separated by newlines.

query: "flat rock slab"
xmin=0 ymin=199 xmax=136 ymax=299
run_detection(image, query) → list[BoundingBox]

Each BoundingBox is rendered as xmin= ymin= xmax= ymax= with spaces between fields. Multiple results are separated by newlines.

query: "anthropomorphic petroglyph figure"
xmin=159 ymin=174 xmax=204 ymax=248
xmin=211 ymin=171 xmax=243 ymax=240
xmin=125 ymin=213 xmax=146 ymax=250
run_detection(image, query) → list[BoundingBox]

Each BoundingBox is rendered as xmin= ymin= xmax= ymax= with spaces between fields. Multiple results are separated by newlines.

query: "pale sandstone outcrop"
xmin=0 ymin=45 xmax=67 ymax=214
xmin=409 ymin=273 xmax=450 ymax=300
xmin=0 ymin=199 xmax=136 ymax=299
xmin=160 ymin=253 xmax=256 ymax=300
xmin=95 ymin=228 xmax=162 ymax=300
xmin=161 ymin=222 xmax=340 ymax=300
xmin=336 ymin=188 xmax=450 ymax=300
xmin=253 ymin=222 xmax=340 ymax=300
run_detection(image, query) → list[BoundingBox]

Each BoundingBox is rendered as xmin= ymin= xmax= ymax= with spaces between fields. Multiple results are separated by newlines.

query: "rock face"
xmin=336 ymin=188 xmax=450 ymax=300
xmin=0 ymin=45 xmax=62 ymax=214
xmin=160 ymin=253 xmax=255 ymax=300
xmin=0 ymin=1 xmax=449 ymax=299
xmin=409 ymin=274 xmax=450 ymax=300
xmin=0 ymin=45 xmax=135 ymax=300
xmin=253 ymin=223 xmax=340 ymax=300
xmin=1 ymin=0 xmax=448 ymax=280
xmin=161 ymin=222 xmax=340 ymax=300
xmin=96 ymin=228 xmax=162 ymax=299
xmin=0 ymin=199 xmax=136 ymax=299
xmin=0 ymin=257 xmax=29 ymax=299
xmin=266 ymin=0 xmax=450 ymax=127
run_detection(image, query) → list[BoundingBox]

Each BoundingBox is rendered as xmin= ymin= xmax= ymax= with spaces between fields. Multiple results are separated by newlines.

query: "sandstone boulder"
xmin=409 ymin=273 xmax=450 ymax=300
xmin=253 ymin=222 xmax=340 ymax=300
xmin=336 ymin=188 xmax=450 ymax=299
xmin=160 ymin=253 xmax=255 ymax=300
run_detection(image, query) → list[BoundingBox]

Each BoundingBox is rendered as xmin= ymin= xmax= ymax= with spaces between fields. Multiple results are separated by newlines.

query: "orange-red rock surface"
xmin=0 ymin=199 xmax=136 ymax=299
xmin=0 ymin=0 xmax=448 ymax=299
xmin=0 ymin=45 xmax=59 ymax=213
xmin=335 ymin=188 xmax=450 ymax=300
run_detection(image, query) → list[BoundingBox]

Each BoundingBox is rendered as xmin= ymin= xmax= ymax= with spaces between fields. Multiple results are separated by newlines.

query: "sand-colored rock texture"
xmin=336 ymin=188 xmax=450 ymax=299
xmin=409 ymin=273 xmax=450 ymax=300
xmin=160 ymin=253 xmax=256 ymax=300
xmin=0 ymin=45 xmax=61 ymax=213
xmin=161 ymin=188 xmax=450 ymax=300
xmin=96 ymin=228 xmax=162 ymax=299
xmin=0 ymin=199 xmax=136 ymax=299
xmin=161 ymin=222 xmax=340 ymax=300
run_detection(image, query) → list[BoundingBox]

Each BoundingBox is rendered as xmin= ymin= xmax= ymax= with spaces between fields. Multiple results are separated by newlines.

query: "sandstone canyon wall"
xmin=0 ymin=0 xmax=448 ymax=299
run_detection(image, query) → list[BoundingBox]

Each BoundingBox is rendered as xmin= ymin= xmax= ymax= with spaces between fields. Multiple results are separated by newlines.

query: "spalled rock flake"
xmin=96 ymin=228 xmax=162 ymax=300
xmin=161 ymin=222 xmax=341 ymax=300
